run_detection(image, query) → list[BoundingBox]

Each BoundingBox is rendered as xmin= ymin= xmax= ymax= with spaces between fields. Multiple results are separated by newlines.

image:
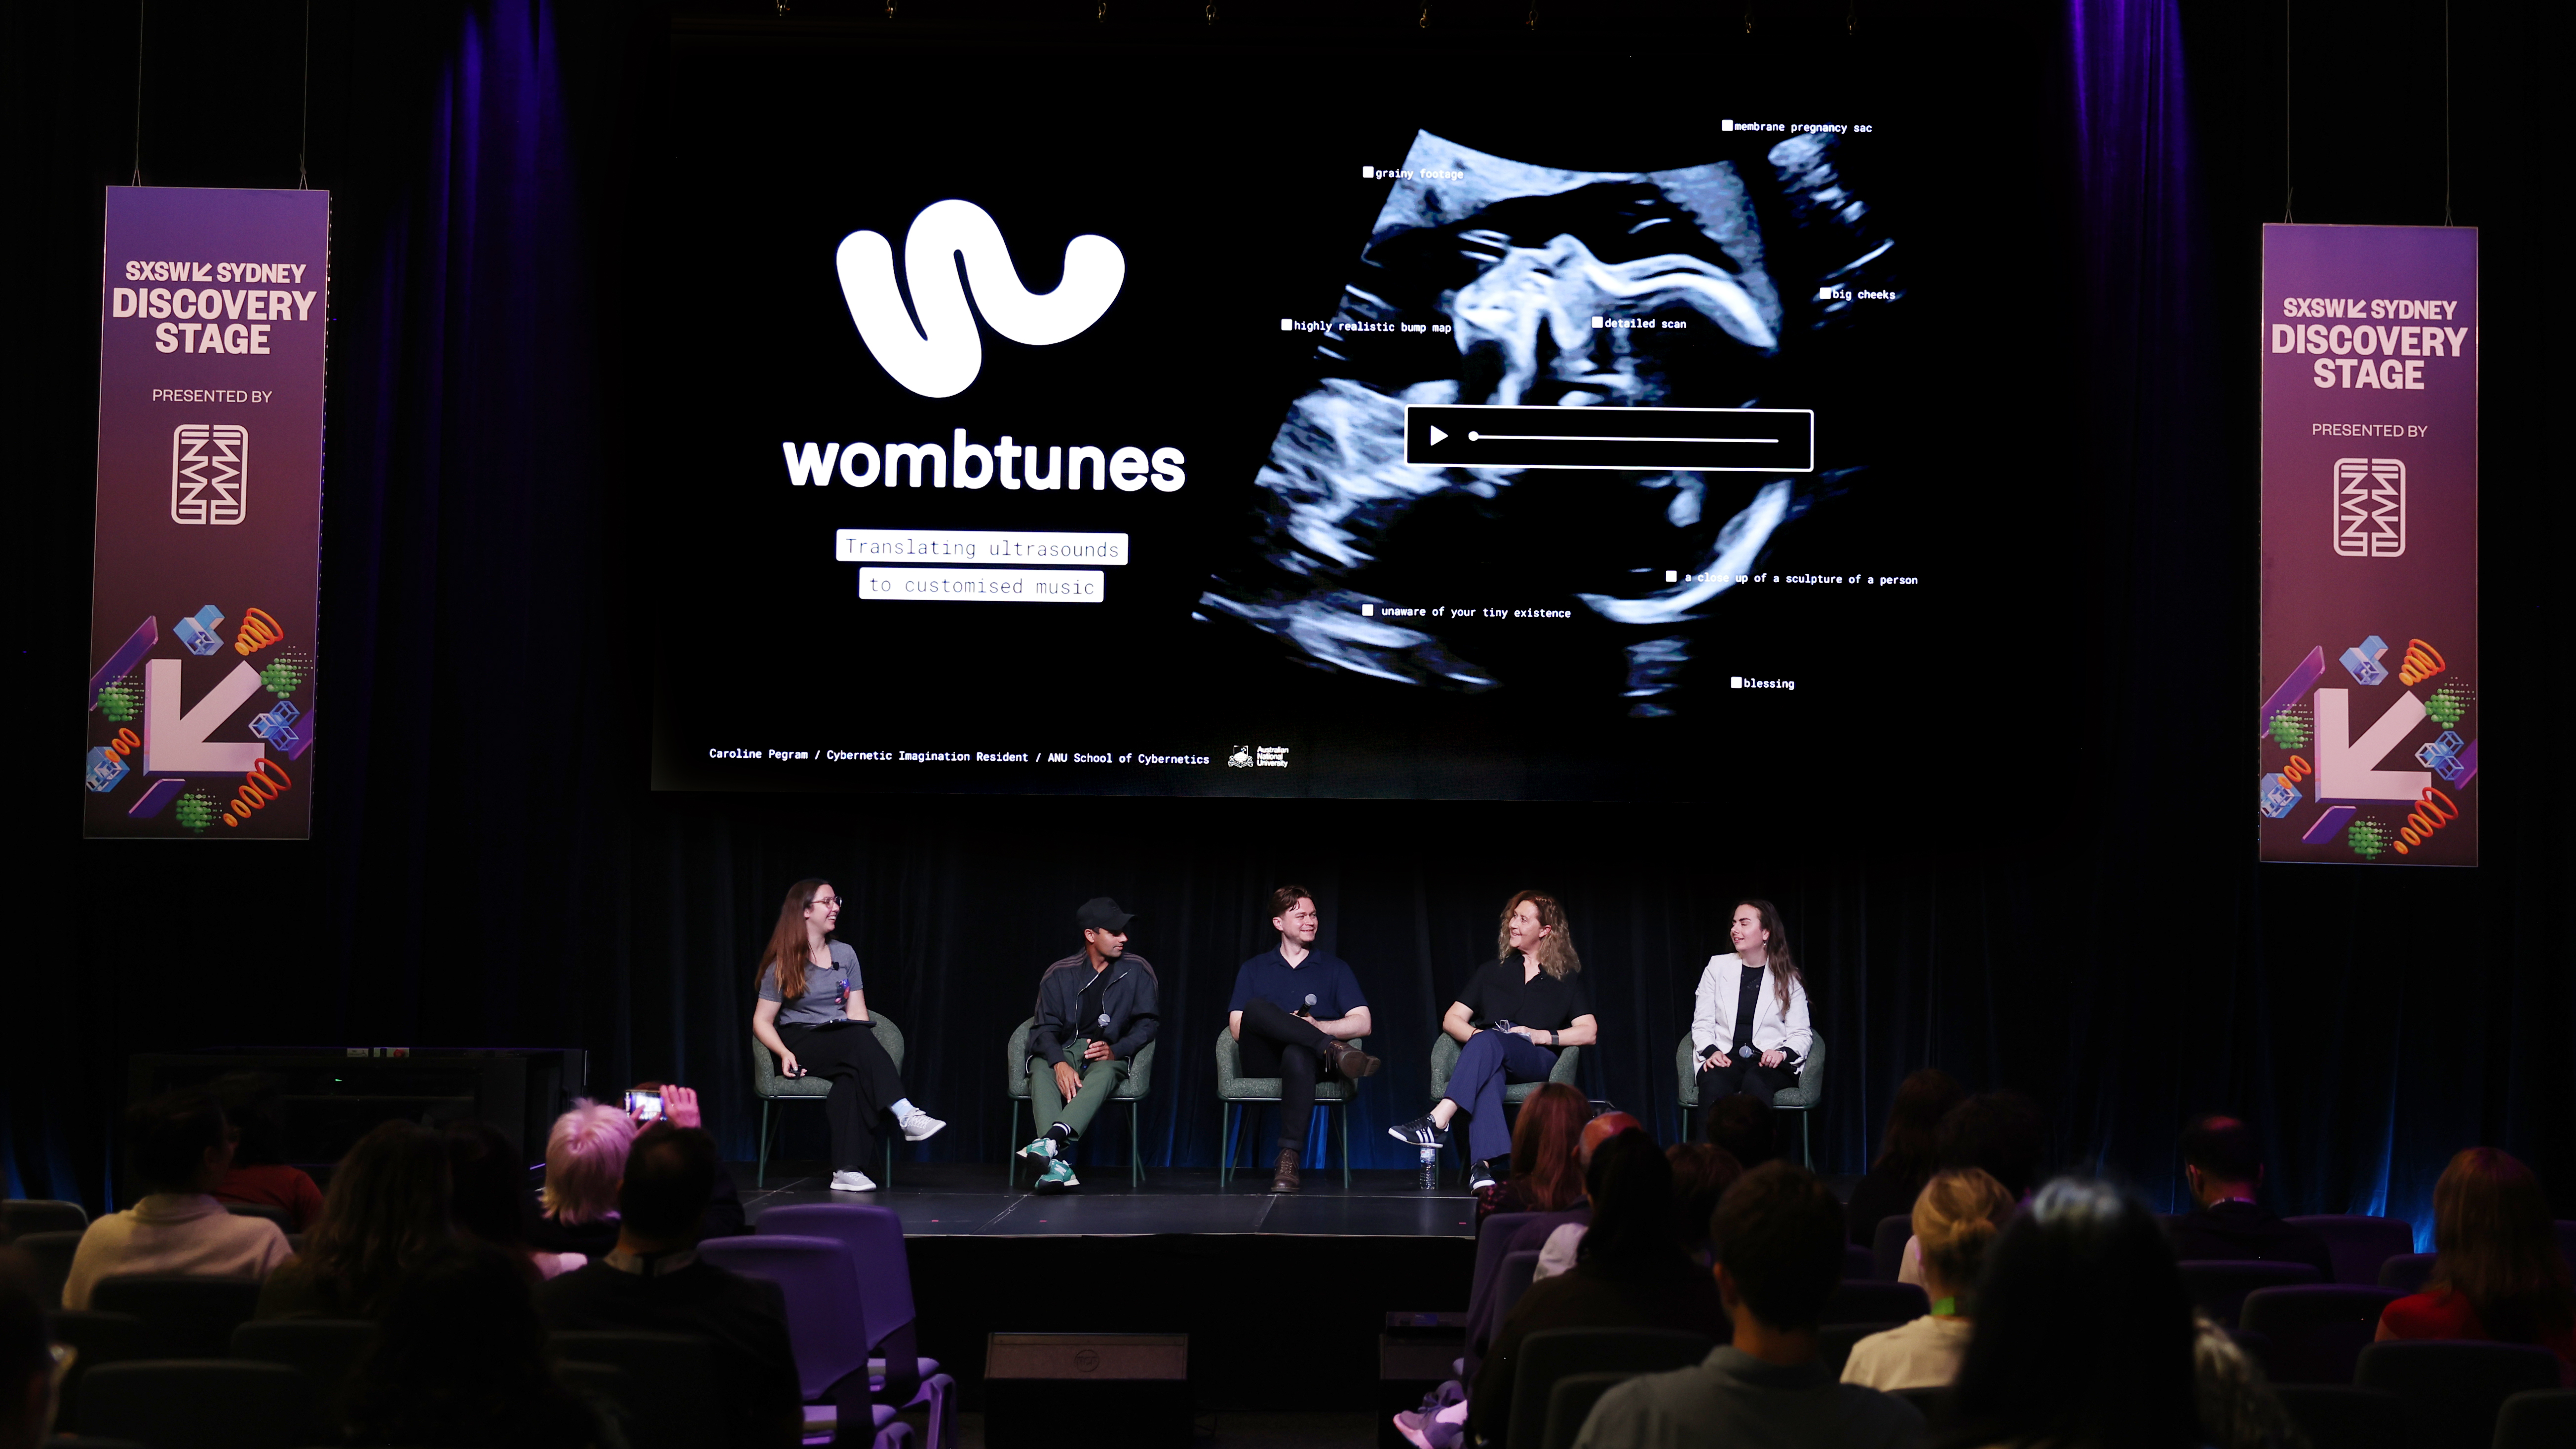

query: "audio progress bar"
xmin=1403 ymin=405 xmax=1814 ymax=472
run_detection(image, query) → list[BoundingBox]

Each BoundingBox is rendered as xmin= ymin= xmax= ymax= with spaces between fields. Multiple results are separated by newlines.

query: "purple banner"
xmin=2259 ymin=224 xmax=2477 ymax=865
xmin=84 ymin=187 xmax=328 ymax=838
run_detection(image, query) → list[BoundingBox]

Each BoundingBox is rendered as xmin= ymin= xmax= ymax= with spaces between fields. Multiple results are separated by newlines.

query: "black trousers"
xmin=1236 ymin=998 xmax=1339 ymax=1156
xmin=1696 ymin=1054 xmax=1797 ymax=1139
xmin=780 ymin=1020 xmax=907 ymax=1172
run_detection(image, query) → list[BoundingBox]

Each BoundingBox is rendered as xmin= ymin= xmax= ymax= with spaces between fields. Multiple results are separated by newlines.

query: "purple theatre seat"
xmin=2378 ymin=1253 xmax=2438 ymax=1295
xmin=2179 ymin=1261 xmax=2321 ymax=1327
xmin=696 ymin=1234 xmax=910 ymax=1449
xmin=2556 ymin=1221 xmax=2576 ymax=1270
xmin=2355 ymin=1340 xmax=2563 ymax=1449
xmin=2238 ymin=1285 xmax=2402 ymax=1384
xmin=1820 ymin=1281 xmax=1930 ymax=1327
xmin=756 ymin=1204 xmax=955 ymax=1449
xmin=2285 ymin=1215 xmax=2418 ymax=1286
xmin=1871 ymin=1215 xmax=1911 ymax=1282
xmin=1842 ymin=1245 xmax=1875 ymax=1282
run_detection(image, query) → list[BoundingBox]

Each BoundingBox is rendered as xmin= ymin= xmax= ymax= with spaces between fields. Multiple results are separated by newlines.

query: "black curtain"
xmin=7 ymin=2 xmax=2568 ymax=1234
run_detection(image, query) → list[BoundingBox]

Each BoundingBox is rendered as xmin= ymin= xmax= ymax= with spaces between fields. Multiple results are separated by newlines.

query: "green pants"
xmin=1032 ymin=1044 xmax=1131 ymax=1149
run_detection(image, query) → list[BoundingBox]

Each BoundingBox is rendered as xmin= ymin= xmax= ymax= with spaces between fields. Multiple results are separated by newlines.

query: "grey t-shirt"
xmin=757 ymin=940 xmax=861 ymax=1026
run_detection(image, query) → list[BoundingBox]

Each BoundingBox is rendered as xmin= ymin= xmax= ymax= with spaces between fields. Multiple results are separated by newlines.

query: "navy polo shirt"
xmin=1229 ymin=948 xmax=1368 ymax=1021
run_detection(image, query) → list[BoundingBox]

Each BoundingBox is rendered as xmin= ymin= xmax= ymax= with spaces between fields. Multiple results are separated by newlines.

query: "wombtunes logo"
xmin=835 ymin=200 xmax=1125 ymax=399
xmin=2332 ymin=457 xmax=2404 ymax=558
xmin=171 ymin=423 xmax=248 ymax=525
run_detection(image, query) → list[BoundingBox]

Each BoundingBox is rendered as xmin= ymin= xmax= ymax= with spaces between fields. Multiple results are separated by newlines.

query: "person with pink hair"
xmin=525 ymin=1103 xmax=638 ymax=1264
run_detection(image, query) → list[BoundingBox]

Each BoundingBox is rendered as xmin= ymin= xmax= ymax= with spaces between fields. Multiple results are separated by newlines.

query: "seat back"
xmin=1818 ymin=1321 xmax=1903 ymax=1380
xmin=16 ymin=1229 xmax=83 ymax=1308
xmin=2354 ymin=1340 xmax=2563 ymax=1449
xmin=2494 ymin=1389 xmax=2576 ymax=1449
xmin=2285 ymin=1215 xmax=2418 ymax=1286
xmin=88 ymin=1275 xmax=265 ymax=1360
xmin=222 ymin=1204 xmax=294 ymax=1230
xmin=1770 ymin=1032 xmax=1826 ymax=1110
xmin=228 ymin=1317 xmax=375 ymax=1442
xmin=1466 ymin=1213 xmax=1543 ymax=1326
xmin=49 ymin=1310 xmax=149 ymax=1433
xmin=1672 ymin=1035 xmax=1701 ymax=1109
xmin=1820 ymin=1280 xmax=1929 ymax=1326
xmin=1215 ymin=1028 xmax=1367 ymax=1100
xmin=757 ymin=1202 xmax=915 ymax=1340
xmin=1505 ymin=1328 xmax=1713 ymax=1449
xmin=1491 ymin=1250 xmax=1542 ymax=1338
xmin=1894 ymin=1385 xmax=1950 ymax=1425
xmin=1872 ymin=1215 xmax=1913 ymax=1281
xmin=78 ymin=1360 xmax=313 ymax=1449
xmin=1841 ymin=1245 xmax=1875 ymax=1282
xmin=551 ymin=1329 xmax=729 ymax=1449
xmin=2377 ymin=1253 xmax=2438 ymax=1294
xmin=2237 ymin=1285 xmax=2401 ymax=1384
xmin=2177 ymin=1260 xmax=2322 ymax=1327
xmin=696 ymin=1234 xmax=870 ymax=1403
xmin=2273 ymin=1385 xmax=2404 ymax=1449
xmin=1 ymin=1199 xmax=89 ymax=1236
xmin=1540 ymin=1370 xmax=1641 ymax=1449
xmin=1005 ymin=1018 xmax=1036 ymax=1098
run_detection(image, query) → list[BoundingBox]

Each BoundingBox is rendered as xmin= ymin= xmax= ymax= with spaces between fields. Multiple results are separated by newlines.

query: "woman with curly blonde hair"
xmin=1390 ymin=891 xmax=1601 ymax=1191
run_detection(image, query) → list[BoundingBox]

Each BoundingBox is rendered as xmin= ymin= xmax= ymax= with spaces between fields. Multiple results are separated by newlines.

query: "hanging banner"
xmin=2258 ymin=224 xmax=2476 ymax=865
xmin=84 ymin=186 xmax=329 ymax=838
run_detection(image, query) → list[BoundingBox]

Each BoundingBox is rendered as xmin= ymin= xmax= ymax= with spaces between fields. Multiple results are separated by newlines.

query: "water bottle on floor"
xmin=1419 ymin=1145 xmax=1438 ymax=1190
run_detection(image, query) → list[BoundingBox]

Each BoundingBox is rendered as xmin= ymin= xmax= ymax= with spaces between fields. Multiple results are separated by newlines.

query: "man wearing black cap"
xmin=1019 ymin=897 xmax=1161 ymax=1192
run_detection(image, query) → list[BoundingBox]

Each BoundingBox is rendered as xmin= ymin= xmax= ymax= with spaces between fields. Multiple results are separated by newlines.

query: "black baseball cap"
xmin=1075 ymin=897 xmax=1135 ymax=931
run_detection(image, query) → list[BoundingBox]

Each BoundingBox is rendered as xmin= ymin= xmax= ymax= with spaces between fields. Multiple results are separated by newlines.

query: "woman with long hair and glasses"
xmin=1689 ymin=898 xmax=1812 ymax=1145
xmin=2378 ymin=1147 xmax=2576 ymax=1382
xmin=749 ymin=878 xmax=944 ymax=1193
xmin=1939 ymin=1178 xmax=2199 ymax=1449
xmin=1391 ymin=891 xmax=1600 ymax=1191
xmin=256 ymin=1120 xmax=456 ymax=1320
xmin=1843 ymin=1068 xmax=1967 ymax=1244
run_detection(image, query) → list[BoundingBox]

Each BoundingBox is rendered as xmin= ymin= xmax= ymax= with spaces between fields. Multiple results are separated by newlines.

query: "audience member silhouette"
xmin=1574 ymin=1160 xmax=1923 ymax=1449
xmin=1899 ymin=1091 xmax=2046 ymax=1287
xmin=527 ymin=1103 xmax=638 ymax=1263
xmin=2377 ymin=1146 xmax=2576 ymax=1383
xmin=208 ymin=1072 xmax=326 ymax=1231
xmin=63 ymin=1088 xmax=292 ymax=1308
xmin=341 ymin=1240 xmax=620 ymax=1449
xmin=1477 ymin=1082 xmax=1592 ymax=1220
xmin=1938 ymin=1178 xmax=2198 ymax=1449
xmin=448 ymin=1122 xmax=583 ymax=1281
xmin=1842 ymin=1069 xmax=1965 ymax=1245
xmin=1703 ymin=1092 xmax=1779 ymax=1173
xmin=1665 ymin=1142 xmax=1744 ymax=1266
xmin=259 ymin=1118 xmax=455 ymax=1320
xmin=534 ymin=1124 xmax=802 ymax=1449
xmin=1842 ymin=1168 xmax=2010 ymax=1390
xmin=0 ymin=1250 xmax=54 ymax=1449
xmin=1473 ymin=1132 xmax=1733 ymax=1447
xmin=2167 ymin=1115 xmax=2334 ymax=1279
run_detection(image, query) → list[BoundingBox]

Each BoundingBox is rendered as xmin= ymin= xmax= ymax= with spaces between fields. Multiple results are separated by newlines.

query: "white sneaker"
xmin=901 ymin=1112 xmax=947 ymax=1144
xmin=828 ymin=1170 xmax=878 ymax=1192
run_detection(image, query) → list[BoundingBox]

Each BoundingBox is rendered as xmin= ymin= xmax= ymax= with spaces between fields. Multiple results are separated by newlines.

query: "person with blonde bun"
xmin=1840 ymin=1168 xmax=2012 ymax=1390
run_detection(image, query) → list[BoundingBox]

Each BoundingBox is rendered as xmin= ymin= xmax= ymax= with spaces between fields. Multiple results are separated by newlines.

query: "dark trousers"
xmin=780 ymin=1020 xmax=907 ymax=1172
xmin=1696 ymin=1054 xmax=1797 ymax=1139
xmin=1236 ymin=998 xmax=1339 ymax=1156
xmin=1444 ymin=1030 xmax=1561 ymax=1165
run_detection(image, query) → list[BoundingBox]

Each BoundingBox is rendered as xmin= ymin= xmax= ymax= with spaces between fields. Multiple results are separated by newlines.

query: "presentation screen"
xmin=652 ymin=30 xmax=1979 ymax=800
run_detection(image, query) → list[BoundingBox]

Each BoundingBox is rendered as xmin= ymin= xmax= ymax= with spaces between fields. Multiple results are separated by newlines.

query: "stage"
xmin=739 ymin=1162 xmax=1481 ymax=1238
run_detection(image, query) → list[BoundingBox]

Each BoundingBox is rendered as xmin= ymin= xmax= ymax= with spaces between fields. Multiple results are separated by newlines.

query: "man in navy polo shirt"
xmin=1229 ymin=885 xmax=1382 ymax=1193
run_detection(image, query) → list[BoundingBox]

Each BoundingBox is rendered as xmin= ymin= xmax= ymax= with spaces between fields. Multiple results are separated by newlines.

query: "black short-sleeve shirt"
xmin=1453 ymin=952 xmax=1593 ymax=1032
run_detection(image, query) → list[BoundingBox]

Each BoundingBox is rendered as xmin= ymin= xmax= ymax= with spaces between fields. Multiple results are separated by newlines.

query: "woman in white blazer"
xmin=1690 ymin=898 xmax=1812 ymax=1139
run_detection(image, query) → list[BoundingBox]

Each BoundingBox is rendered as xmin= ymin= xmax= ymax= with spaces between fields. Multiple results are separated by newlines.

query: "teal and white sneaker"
xmin=1017 ymin=1135 xmax=1060 ymax=1161
xmin=1033 ymin=1158 xmax=1080 ymax=1193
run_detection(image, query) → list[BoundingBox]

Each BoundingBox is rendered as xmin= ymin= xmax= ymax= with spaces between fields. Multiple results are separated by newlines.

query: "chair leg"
xmin=757 ymin=1100 xmax=772 ymax=1189
xmin=1801 ymin=1109 xmax=1813 ymax=1170
xmin=1221 ymin=1104 xmax=1238 ymax=1190
xmin=1340 ymin=1103 xmax=1351 ymax=1192
xmin=1006 ymin=1099 xmax=1021 ymax=1189
xmin=1129 ymin=1100 xmax=1144 ymax=1189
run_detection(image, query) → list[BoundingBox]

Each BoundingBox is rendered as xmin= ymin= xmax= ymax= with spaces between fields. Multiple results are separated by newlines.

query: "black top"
xmin=1727 ymin=965 xmax=1766 ymax=1055
xmin=532 ymin=1258 xmax=802 ymax=1449
xmin=1454 ymin=952 xmax=1594 ymax=1033
xmin=1075 ymin=964 xmax=1111 ymax=1040
xmin=2169 ymin=1199 xmax=2338 ymax=1281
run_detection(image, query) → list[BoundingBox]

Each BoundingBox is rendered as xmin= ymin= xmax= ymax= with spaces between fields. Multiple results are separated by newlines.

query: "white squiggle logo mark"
xmin=834 ymin=200 xmax=1126 ymax=400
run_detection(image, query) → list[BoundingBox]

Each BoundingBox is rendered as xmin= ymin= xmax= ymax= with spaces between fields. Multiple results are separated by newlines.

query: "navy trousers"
xmin=1444 ymin=1029 xmax=1561 ymax=1164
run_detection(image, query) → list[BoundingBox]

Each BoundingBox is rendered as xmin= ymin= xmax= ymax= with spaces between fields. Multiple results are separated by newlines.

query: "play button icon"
xmin=1428 ymin=426 xmax=1447 ymax=446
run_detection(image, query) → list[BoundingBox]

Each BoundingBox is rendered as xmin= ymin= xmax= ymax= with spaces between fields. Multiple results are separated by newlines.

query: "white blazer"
xmin=1691 ymin=953 xmax=1812 ymax=1064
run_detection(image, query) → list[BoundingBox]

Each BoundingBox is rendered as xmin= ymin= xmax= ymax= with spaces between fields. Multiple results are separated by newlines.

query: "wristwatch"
xmin=1549 ymin=1029 xmax=1560 ymax=1046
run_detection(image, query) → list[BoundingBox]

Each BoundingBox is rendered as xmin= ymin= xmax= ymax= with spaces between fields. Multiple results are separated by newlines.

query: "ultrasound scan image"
xmin=1200 ymin=130 xmax=1897 ymax=716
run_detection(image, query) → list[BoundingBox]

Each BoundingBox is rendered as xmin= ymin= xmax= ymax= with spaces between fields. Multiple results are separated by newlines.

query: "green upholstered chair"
xmin=751 ymin=1013 xmax=906 ymax=1189
xmin=1425 ymin=1033 xmax=1583 ymax=1184
xmin=1214 ymin=1027 xmax=1364 ymax=1190
xmin=1674 ymin=1030 xmax=1826 ymax=1167
xmin=1004 ymin=1016 xmax=1156 ymax=1189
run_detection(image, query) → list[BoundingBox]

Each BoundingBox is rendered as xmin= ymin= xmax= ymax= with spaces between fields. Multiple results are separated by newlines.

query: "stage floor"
xmin=737 ymin=1161 xmax=1480 ymax=1238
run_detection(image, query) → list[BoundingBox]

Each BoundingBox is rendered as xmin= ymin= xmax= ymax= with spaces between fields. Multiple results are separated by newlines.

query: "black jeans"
xmin=1696 ymin=1053 xmax=1797 ymax=1139
xmin=1236 ymin=998 xmax=1340 ymax=1156
xmin=780 ymin=1019 xmax=907 ymax=1172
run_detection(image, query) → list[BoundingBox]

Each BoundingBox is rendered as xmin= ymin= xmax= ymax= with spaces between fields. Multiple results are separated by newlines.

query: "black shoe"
xmin=1388 ymin=1114 xmax=1451 ymax=1149
xmin=1468 ymin=1157 xmax=1503 ymax=1191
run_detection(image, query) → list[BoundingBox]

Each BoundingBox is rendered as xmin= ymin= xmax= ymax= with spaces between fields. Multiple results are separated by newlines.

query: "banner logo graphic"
xmin=171 ymin=424 xmax=249 ymax=525
xmin=834 ymin=199 xmax=1125 ymax=399
xmin=2331 ymin=456 xmax=2403 ymax=557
